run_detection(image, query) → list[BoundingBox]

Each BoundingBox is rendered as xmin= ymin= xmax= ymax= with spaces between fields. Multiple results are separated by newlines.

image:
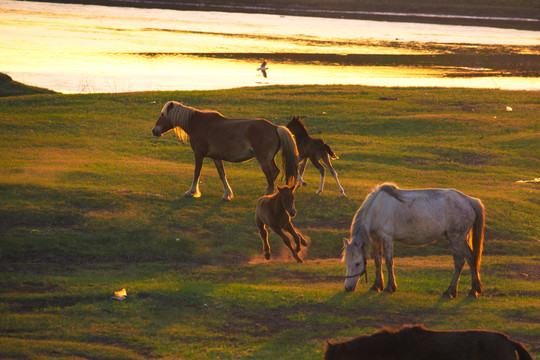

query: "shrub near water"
xmin=0 ymin=85 xmax=538 ymax=359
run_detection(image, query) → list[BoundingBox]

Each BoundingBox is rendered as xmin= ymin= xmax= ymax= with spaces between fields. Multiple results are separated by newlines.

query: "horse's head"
xmin=277 ymin=185 xmax=296 ymax=218
xmin=152 ymin=101 xmax=175 ymax=137
xmin=342 ymin=238 xmax=367 ymax=292
xmin=286 ymin=115 xmax=309 ymax=139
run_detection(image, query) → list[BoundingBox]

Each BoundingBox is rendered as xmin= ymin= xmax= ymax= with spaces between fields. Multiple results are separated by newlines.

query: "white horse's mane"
xmin=162 ymin=101 xmax=196 ymax=142
xmin=348 ymin=183 xmax=401 ymax=258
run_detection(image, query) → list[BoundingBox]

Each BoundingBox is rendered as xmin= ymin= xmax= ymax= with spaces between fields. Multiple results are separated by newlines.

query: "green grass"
xmin=0 ymin=84 xmax=538 ymax=359
xmin=0 ymin=73 xmax=56 ymax=98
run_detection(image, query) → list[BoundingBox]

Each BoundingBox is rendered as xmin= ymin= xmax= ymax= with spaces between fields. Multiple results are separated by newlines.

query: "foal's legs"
xmin=308 ymin=156 xmax=326 ymax=195
xmin=213 ymin=159 xmax=233 ymax=201
xmin=256 ymin=217 xmax=271 ymax=260
xmin=297 ymin=158 xmax=308 ymax=187
xmin=321 ymin=154 xmax=346 ymax=197
xmin=283 ymin=222 xmax=308 ymax=252
xmin=270 ymin=225 xmax=303 ymax=263
xmin=370 ymin=238 xmax=384 ymax=292
xmin=185 ymin=152 xmax=204 ymax=198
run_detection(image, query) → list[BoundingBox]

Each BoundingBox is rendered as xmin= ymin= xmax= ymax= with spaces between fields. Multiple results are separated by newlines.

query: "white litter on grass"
xmin=516 ymin=178 xmax=540 ymax=183
xmin=506 ymin=106 xmax=513 ymax=112
xmin=111 ymin=288 xmax=127 ymax=300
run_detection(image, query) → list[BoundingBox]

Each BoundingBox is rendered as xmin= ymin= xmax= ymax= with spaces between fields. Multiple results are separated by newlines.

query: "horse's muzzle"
xmin=152 ymin=126 xmax=161 ymax=137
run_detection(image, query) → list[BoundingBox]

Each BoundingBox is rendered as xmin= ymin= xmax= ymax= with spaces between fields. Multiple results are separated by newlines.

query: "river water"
xmin=1 ymin=0 xmax=538 ymax=93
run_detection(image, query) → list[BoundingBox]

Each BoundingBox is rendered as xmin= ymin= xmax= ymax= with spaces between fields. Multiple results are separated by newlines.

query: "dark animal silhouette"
xmin=324 ymin=325 xmax=532 ymax=360
xmin=286 ymin=116 xmax=345 ymax=196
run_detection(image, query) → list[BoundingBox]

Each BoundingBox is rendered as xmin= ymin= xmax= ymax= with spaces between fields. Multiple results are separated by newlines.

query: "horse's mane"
xmin=287 ymin=116 xmax=310 ymax=140
xmin=163 ymin=101 xmax=224 ymax=142
xmin=350 ymin=183 xmax=403 ymax=253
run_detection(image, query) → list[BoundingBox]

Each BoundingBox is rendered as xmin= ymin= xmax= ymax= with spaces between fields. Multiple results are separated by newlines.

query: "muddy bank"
xmin=131 ymin=52 xmax=540 ymax=77
xmin=31 ymin=0 xmax=540 ymax=30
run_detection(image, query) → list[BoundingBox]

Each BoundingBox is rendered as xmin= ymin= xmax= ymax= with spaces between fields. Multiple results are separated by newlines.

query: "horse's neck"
xmin=267 ymin=193 xmax=283 ymax=213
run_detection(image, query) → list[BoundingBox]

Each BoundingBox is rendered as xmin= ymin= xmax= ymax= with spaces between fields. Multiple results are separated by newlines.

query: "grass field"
xmin=0 ymin=83 xmax=538 ymax=359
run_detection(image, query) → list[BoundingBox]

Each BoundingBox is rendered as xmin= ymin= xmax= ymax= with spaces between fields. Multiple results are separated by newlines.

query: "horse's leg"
xmin=213 ymin=159 xmax=233 ymax=201
xmin=463 ymin=237 xmax=483 ymax=297
xmin=309 ymin=156 xmax=325 ymax=195
xmin=381 ymin=236 xmax=397 ymax=293
xmin=370 ymin=238 xmax=384 ymax=292
xmin=259 ymin=158 xmax=280 ymax=195
xmin=297 ymin=158 xmax=308 ymax=187
xmin=271 ymin=226 xmax=303 ymax=263
xmin=321 ymin=154 xmax=346 ymax=197
xmin=443 ymin=252 xmax=465 ymax=299
xmin=442 ymin=233 xmax=467 ymax=298
xmin=283 ymin=221 xmax=308 ymax=252
xmin=185 ymin=152 xmax=203 ymax=198
xmin=256 ymin=217 xmax=271 ymax=260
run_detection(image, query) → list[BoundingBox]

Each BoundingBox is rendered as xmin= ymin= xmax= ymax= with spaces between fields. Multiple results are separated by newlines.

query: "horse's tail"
xmin=469 ymin=197 xmax=485 ymax=285
xmin=511 ymin=340 xmax=533 ymax=360
xmin=324 ymin=143 xmax=339 ymax=159
xmin=276 ymin=126 xmax=299 ymax=187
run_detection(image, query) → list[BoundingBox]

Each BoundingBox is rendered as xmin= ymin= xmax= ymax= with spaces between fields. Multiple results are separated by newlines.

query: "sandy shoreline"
xmin=29 ymin=0 xmax=540 ymax=31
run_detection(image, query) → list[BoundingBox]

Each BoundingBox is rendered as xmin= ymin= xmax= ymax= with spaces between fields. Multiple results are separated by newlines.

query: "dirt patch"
xmin=405 ymin=148 xmax=491 ymax=167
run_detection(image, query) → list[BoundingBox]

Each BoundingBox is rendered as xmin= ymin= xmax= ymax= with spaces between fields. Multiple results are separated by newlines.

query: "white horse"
xmin=343 ymin=183 xmax=485 ymax=298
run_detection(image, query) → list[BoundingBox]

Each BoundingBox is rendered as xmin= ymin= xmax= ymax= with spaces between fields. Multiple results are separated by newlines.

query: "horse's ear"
xmin=343 ymin=238 xmax=350 ymax=246
xmin=277 ymin=185 xmax=284 ymax=191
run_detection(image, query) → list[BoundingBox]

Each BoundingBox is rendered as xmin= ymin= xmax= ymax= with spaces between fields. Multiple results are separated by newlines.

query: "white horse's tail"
xmin=469 ymin=197 xmax=485 ymax=278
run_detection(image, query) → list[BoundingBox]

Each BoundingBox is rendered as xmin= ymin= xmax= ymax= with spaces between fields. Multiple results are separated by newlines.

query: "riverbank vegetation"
xmin=0 ymin=83 xmax=538 ymax=359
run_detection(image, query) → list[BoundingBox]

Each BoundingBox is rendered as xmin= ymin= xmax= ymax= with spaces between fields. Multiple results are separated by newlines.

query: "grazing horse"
xmin=152 ymin=101 xmax=298 ymax=200
xmin=324 ymin=325 xmax=532 ymax=360
xmin=255 ymin=185 xmax=307 ymax=263
xmin=343 ymin=183 xmax=485 ymax=298
xmin=286 ymin=116 xmax=345 ymax=197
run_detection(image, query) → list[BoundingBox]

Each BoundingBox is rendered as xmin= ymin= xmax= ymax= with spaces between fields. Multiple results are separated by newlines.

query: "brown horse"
xmin=255 ymin=185 xmax=307 ymax=263
xmin=286 ymin=116 xmax=345 ymax=196
xmin=324 ymin=325 xmax=532 ymax=360
xmin=152 ymin=101 xmax=298 ymax=200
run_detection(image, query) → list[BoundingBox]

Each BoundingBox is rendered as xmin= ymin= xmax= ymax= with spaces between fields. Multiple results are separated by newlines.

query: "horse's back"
xmin=191 ymin=115 xmax=279 ymax=161
xmin=370 ymin=187 xmax=477 ymax=243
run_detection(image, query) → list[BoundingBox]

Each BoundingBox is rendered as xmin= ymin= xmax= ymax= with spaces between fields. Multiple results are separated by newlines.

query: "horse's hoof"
xmin=221 ymin=195 xmax=233 ymax=201
xmin=301 ymin=239 xmax=308 ymax=246
xmin=441 ymin=291 xmax=456 ymax=299
xmin=301 ymin=182 xmax=307 ymax=187
xmin=265 ymin=253 xmax=271 ymax=260
xmin=296 ymin=257 xmax=303 ymax=263
xmin=468 ymin=290 xmax=480 ymax=298
xmin=370 ymin=286 xmax=383 ymax=292
xmin=184 ymin=191 xmax=201 ymax=198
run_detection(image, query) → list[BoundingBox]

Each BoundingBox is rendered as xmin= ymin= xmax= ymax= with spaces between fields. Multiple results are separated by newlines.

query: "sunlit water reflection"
xmin=1 ymin=0 xmax=538 ymax=93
